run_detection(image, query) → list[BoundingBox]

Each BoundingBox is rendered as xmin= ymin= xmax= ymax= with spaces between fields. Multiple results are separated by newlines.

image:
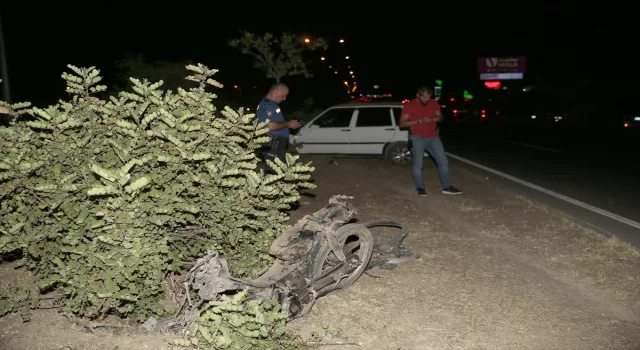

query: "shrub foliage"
xmin=0 ymin=63 xmax=315 ymax=347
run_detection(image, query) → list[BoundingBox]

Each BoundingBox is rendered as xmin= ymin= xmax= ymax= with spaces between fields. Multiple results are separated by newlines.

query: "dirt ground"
xmin=1 ymin=155 xmax=639 ymax=350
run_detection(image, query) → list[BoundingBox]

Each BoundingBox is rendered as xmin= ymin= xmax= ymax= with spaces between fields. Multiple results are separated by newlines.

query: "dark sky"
xmin=1 ymin=3 xmax=634 ymax=108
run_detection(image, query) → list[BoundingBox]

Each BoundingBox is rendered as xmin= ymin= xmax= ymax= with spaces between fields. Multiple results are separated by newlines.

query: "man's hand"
xmin=288 ymin=120 xmax=301 ymax=129
xmin=433 ymin=110 xmax=444 ymax=122
xmin=267 ymin=120 xmax=301 ymax=130
xmin=399 ymin=113 xmax=434 ymax=127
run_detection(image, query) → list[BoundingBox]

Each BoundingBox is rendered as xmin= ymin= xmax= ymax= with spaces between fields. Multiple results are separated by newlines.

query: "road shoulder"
xmin=288 ymin=156 xmax=640 ymax=349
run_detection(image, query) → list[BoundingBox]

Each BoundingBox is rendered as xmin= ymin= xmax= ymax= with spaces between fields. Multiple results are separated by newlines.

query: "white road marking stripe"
xmin=446 ymin=152 xmax=640 ymax=230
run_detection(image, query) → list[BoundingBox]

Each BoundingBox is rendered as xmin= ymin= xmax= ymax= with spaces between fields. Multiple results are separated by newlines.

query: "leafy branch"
xmin=229 ymin=31 xmax=327 ymax=83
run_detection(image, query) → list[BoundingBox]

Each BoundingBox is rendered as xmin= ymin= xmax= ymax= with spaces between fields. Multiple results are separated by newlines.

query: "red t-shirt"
xmin=401 ymin=99 xmax=441 ymax=138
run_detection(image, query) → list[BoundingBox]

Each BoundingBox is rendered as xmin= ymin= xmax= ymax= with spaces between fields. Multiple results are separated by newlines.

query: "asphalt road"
xmin=438 ymin=121 xmax=640 ymax=247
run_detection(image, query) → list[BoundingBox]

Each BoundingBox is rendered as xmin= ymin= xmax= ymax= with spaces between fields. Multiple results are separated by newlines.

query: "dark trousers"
xmin=259 ymin=137 xmax=289 ymax=174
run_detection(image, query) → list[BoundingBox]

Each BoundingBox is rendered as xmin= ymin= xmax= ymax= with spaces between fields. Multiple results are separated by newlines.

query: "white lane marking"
xmin=446 ymin=152 xmax=640 ymax=230
xmin=508 ymin=141 xmax=564 ymax=153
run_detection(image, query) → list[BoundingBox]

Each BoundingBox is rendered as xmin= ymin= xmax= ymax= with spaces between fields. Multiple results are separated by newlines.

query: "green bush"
xmin=0 ymin=63 xmax=315 ymax=327
xmin=170 ymin=291 xmax=304 ymax=349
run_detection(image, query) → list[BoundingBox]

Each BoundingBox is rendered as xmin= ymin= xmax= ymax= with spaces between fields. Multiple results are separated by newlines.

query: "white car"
xmin=290 ymin=102 xmax=428 ymax=165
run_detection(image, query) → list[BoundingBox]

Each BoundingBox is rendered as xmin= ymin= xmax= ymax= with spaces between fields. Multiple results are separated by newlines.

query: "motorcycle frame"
xmin=189 ymin=195 xmax=365 ymax=307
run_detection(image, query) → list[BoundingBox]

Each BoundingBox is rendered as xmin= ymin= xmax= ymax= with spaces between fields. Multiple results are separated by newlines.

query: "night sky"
xmin=1 ymin=3 xmax=634 ymax=111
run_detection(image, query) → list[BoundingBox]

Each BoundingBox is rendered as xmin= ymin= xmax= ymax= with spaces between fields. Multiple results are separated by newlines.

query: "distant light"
xmin=345 ymin=56 xmax=350 ymax=59
xmin=402 ymin=99 xmax=410 ymax=103
xmin=351 ymin=75 xmax=355 ymax=78
xmin=334 ymin=71 xmax=338 ymax=75
xmin=373 ymin=85 xmax=379 ymax=89
xmin=449 ymin=98 xmax=455 ymax=102
xmin=484 ymin=81 xmax=501 ymax=89
xmin=339 ymin=39 xmax=345 ymax=43
xmin=344 ymin=81 xmax=348 ymax=85
xmin=349 ymin=71 xmax=353 ymax=74
xmin=246 ymin=108 xmax=250 ymax=111
xmin=304 ymin=38 xmax=310 ymax=43
xmin=453 ymin=109 xmax=458 ymax=114
xmin=635 ymin=117 xmax=640 ymax=121
xmin=233 ymin=85 xmax=238 ymax=89
xmin=531 ymin=115 xmax=536 ymax=119
xmin=624 ymin=122 xmax=629 ymax=127
xmin=328 ymin=65 xmax=333 ymax=68
xmin=320 ymin=57 xmax=325 ymax=60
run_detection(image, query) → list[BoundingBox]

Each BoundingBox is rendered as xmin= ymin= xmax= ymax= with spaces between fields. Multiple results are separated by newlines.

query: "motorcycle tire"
xmin=311 ymin=223 xmax=374 ymax=297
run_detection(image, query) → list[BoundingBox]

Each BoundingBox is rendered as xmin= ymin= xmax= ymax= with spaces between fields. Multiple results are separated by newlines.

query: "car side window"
xmin=355 ymin=108 xmax=393 ymax=127
xmin=311 ymin=108 xmax=354 ymax=128
xmin=392 ymin=108 xmax=403 ymax=127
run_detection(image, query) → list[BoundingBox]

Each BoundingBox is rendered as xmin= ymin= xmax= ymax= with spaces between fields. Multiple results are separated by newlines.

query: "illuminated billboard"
xmin=477 ymin=56 xmax=527 ymax=74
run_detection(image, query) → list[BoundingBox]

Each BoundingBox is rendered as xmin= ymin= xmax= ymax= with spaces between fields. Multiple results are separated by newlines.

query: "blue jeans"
xmin=410 ymin=135 xmax=451 ymax=189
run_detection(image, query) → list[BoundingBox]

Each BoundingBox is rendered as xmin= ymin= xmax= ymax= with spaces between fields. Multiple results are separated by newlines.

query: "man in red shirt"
xmin=399 ymin=86 xmax=462 ymax=196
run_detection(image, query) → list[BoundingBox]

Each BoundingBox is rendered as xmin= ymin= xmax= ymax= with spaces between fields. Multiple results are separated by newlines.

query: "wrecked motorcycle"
xmin=185 ymin=195 xmax=417 ymax=319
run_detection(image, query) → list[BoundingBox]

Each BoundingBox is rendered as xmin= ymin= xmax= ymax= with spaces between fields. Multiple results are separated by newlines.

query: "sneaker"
xmin=416 ymin=188 xmax=427 ymax=196
xmin=442 ymin=186 xmax=462 ymax=195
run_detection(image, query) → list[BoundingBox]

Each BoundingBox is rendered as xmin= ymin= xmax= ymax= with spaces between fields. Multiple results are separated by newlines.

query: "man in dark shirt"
xmin=256 ymin=83 xmax=301 ymax=173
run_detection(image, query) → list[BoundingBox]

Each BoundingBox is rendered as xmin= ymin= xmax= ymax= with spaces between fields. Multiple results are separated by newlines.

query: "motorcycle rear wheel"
xmin=311 ymin=223 xmax=374 ymax=297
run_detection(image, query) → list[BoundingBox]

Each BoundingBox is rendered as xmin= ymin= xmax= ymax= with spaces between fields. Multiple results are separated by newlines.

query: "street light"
xmin=320 ymin=57 xmax=325 ymax=60
xmin=304 ymin=38 xmax=310 ymax=43
xmin=349 ymin=71 xmax=353 ymax=74
xmin=334 ymin=71 xmax=338 ymax=75
xmin=345 ymin=56 xmax=350 ymax=60
xmin=233 ymin=85 xmax=242 ymax=105
xmin=339 ymin=39 xmax=345 ymax=43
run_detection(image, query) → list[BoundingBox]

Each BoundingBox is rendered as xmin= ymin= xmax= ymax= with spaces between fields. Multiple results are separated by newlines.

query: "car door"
xmin=392 ymin=107 xmax=410 ymax=142
xmin=293 ymin=107 xmax=356 ymax=154
xmin=348 ymin=107 xmax=396 ymax=154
